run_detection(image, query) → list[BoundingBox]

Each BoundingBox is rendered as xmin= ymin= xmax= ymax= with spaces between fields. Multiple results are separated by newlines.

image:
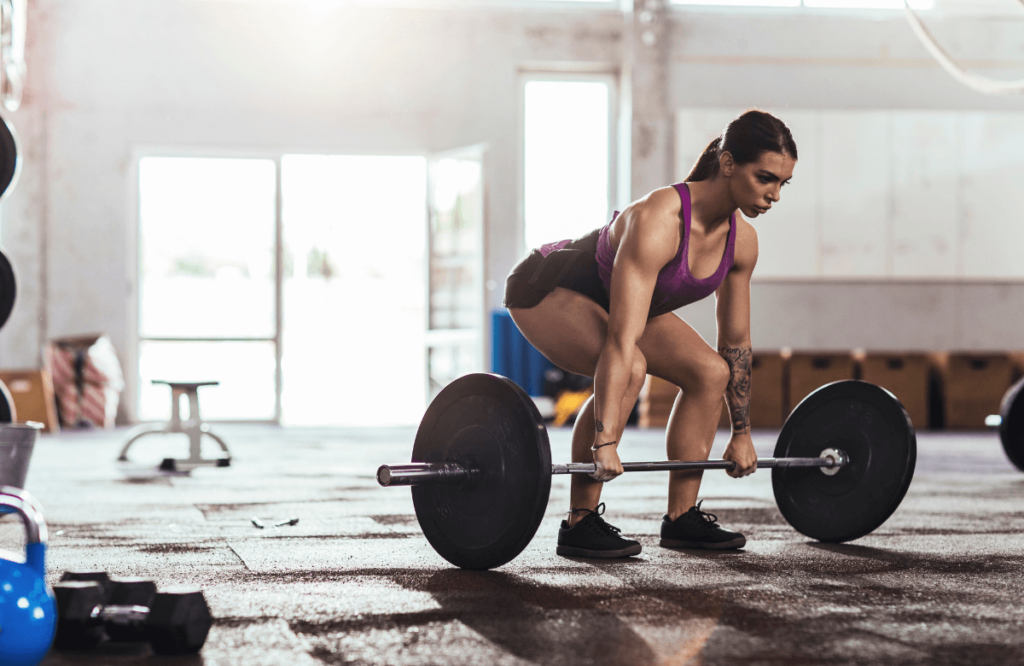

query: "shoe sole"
xmin=659 ymin=536 xmax=746 ymax=550
xmin=556 ymin=544 xmax=643 ymax=559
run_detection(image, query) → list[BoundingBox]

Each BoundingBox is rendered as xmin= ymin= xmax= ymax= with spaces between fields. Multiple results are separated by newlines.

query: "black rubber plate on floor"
xmin=0 ymin=114 xmax=19 ymax=201
xmin=411 ymin=373 xmax=552 ymax=570
xmin=0 ymin=247 xmax=15 ymax=331
xmin=772 ymin=380 xmax=917 ymax=543
xmin=999 ymin=378 xmax=1024 ymax=472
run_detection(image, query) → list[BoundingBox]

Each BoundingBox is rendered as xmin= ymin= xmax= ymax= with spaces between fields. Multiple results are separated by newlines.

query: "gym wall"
xmin=0 ymin=2 xmax=1021 ymax=421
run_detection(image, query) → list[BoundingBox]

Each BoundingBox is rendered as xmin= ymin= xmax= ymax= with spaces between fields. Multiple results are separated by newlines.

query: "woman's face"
xmin=723 ymin=150 xmax=796 ymax=219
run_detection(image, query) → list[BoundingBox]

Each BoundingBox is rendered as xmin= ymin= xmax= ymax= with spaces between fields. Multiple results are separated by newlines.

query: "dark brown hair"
xmin=685 ymin=110 xmax=797 ymax=182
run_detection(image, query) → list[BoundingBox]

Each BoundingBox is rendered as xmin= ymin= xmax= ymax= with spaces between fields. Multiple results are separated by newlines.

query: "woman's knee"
xmin=703 ymin=354 xmax=731 ymax=395
xmin=676 ymin=353 xmax=729 ymax=396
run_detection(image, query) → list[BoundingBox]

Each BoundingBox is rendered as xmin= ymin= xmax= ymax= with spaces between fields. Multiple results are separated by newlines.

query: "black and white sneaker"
xmin=660 ymin=501 xmax=746 ymax=550
xmin=556 ymin=503 xmax=642 ymax=559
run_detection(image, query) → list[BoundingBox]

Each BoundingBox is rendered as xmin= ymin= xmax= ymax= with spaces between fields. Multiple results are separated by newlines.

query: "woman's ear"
xmin=719 ymin=151 xmax=735 ymax=177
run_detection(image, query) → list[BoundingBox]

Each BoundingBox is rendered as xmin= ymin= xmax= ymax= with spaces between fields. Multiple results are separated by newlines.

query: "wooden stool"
xmin=117 ymin=381 xmax=231 ymax=472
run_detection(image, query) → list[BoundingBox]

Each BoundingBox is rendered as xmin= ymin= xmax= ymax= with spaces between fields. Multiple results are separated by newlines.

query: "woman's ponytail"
xmin=685 ymin=136 xmax=722 ymax=182
xmin=684 ymin=110 xmax=797 ymax=183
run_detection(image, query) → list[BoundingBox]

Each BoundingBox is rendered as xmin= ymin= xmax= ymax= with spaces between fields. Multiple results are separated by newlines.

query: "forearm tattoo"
xmin=595 ymin=420 xmax=604 ymax=433
xmin=719 ymin=345 xmax=752 ymax=434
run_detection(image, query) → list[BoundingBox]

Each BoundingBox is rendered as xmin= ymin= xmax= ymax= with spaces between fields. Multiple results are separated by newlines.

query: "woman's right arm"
xmin=590 ymin=189 xmax=680 ymax=481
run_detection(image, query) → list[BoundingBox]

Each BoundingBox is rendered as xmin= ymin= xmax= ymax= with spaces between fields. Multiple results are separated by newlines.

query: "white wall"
xmin=677 ymin=279 xmax=1024 ymax=353
xmin=663 ymin=9 xmax=1024 ymax=352
xmin=0 ymin=0 xmax=624 ymax=419
xmin=676 ymin=108 xmax=1024 ymax=279
xmin=1 ymin=1 xmax=1023 ymax=421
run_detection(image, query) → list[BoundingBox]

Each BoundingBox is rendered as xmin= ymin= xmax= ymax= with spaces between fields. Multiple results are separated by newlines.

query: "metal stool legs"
xmin=118 ymin=381 xmax=231 ymax=472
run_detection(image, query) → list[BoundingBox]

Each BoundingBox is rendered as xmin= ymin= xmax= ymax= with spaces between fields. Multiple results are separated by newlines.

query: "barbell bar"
xmin=377 ymin=449 xmax=849 ymax=487
xmin=379 ymin=373 xmax=916 ymax=571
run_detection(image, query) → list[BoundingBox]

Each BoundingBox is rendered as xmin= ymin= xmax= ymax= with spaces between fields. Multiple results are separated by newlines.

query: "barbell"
xmin=376 ymin=373 xmax=918 ymax=570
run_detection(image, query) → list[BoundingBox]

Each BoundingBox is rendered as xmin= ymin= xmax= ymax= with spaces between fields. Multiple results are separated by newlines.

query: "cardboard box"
xmin=788 ymin=352 xmax=857 ymax=410
xmin=1010 ymin=351 xmax=1024 ymax=382
xmin=639 ymin=375 xmax=678 ymax=428
xmin=642 ymin=402 xmax=727 ymax=430
xmin=860 ymin=353 xmax=931 ymax=431
xmin=940 ymin=353 xmax=1014 ymax=430
xmin=0 ymin=370 xmax=59 ymax=432
xmin=750 ymin=352 xmax=786 ymax=429
xmin=642 ymin=352 xmax=787 ymax=431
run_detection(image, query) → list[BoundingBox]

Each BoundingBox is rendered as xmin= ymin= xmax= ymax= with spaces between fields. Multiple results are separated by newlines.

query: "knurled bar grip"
xmin=554 ymin=458 xmax=843 ymax=474
xmin=376 ymin=455 xmax=846 ymax=487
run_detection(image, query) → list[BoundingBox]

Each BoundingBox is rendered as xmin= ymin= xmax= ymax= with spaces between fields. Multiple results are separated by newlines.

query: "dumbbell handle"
xmin=92 ymin=604 xmax=150 ymax=624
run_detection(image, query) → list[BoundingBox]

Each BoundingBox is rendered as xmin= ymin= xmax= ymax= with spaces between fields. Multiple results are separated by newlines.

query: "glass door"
xmin=137 ymin=157 xmax=278 ymax=421
xmin=280 ymin=155 xmax=428 ymax=426
xmin=138 ymin=151 xmax=479 ymax=424
xmin=425 ymin=147 xmax=486 ymax=400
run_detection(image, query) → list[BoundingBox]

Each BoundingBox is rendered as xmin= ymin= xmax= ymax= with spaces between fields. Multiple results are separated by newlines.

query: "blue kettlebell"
xmin=0 ymin=486 xmax=56 ymax=666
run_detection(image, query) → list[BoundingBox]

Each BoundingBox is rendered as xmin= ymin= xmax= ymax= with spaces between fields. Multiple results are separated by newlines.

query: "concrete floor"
xmin=2 ymin=424 xmax=1022 ymax=666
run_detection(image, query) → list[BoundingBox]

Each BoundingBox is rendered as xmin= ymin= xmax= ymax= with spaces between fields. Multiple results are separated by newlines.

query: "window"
xmin=523 ymin=77 xmax=614 ymax=252
xmin=672 ymin=0 xmax=799 ymax=6
xmin=280 ymin=155 xmax=428 ymax=426
xmin=138 ymin=154 xmax=432 ymax=426
xmin=803 ymin=1 xmax=932 ymax=7
xmin=671 ymin=0 xmax=934 ymax=7
xmin=137 ymin=157 xmax=278 ymax=422
xmin=425 ymin=150 xmax=486 ymax=400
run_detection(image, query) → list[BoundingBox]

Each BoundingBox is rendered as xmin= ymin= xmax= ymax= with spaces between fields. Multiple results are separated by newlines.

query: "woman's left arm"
xmin=715 ymin=219 xmax=758 ymax=476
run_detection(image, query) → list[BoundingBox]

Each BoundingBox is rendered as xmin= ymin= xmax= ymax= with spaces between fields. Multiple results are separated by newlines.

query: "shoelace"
xmin=569 ymin=502 xmax=623 ymax=536
xmin=691 ymin=500 xmax=720 ymax=528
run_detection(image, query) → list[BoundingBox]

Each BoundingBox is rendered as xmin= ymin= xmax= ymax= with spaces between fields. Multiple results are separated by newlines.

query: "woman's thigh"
xmin=637 ymin=311 xmax=728 ymax=392
xmin=508 ymin=287 xmax=608 ymax=377
xmin=511 ymin=293 xmax=724 ymax=390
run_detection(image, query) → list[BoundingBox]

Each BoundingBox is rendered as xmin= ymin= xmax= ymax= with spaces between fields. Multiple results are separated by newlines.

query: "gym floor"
xmin=5 ymin=425 xmax=1022 ymax=666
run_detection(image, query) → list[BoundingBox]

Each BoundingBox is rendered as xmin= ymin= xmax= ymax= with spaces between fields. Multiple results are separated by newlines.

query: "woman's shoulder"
xmin=627 ymin=185 xmax=684 ymax=228
xmin=611 ymin=187 xmax=683 ymax=262
xmin=731 ymin=213 xmax=759 ymax=268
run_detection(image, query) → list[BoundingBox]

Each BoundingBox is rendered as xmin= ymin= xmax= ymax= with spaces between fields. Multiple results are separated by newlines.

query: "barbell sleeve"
xmin=377 ymin=452 xmax=847 ymax=487
xmin=376 ymin=463 xmax=475 ymax=486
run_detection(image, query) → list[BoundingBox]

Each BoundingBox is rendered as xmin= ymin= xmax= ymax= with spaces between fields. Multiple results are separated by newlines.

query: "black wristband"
xmin=591 ymin=441 xmax=617 ymax=451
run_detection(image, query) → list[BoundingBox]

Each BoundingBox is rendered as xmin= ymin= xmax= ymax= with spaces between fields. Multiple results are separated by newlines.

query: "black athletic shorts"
xmin=503 ymin=228 xmax=610 ymax=313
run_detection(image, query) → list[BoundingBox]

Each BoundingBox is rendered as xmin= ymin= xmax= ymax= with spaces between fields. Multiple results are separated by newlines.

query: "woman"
xmin=505 ymin=110 xmax=797 ymax=559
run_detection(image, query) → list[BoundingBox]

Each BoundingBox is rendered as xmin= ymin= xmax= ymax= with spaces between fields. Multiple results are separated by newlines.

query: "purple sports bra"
xmin=536 ymin=182 xmax=736 ymax=319
xmin=600 ymin=182 xmax=735 ymax=315
xmin=605 ymin=182 xmax=735 ymax=315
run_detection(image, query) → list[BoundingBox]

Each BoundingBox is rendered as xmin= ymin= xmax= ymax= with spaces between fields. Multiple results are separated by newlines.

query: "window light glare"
xmin=672 ymin=0 xmax=934 ymax=7
xmin=672 ymin=0 xmax=800 ymax=6
xmin=803 ymin=0 xmax=933 ymax=8
xmin=524 ymin=80 xmax=611 ymax=252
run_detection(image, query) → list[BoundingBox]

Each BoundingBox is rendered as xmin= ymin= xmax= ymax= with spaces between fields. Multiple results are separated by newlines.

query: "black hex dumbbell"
xmin=59 ymin=570 xmax=112 ymax=598
xmin=53 ymin=576 xmax=213 ymax=655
